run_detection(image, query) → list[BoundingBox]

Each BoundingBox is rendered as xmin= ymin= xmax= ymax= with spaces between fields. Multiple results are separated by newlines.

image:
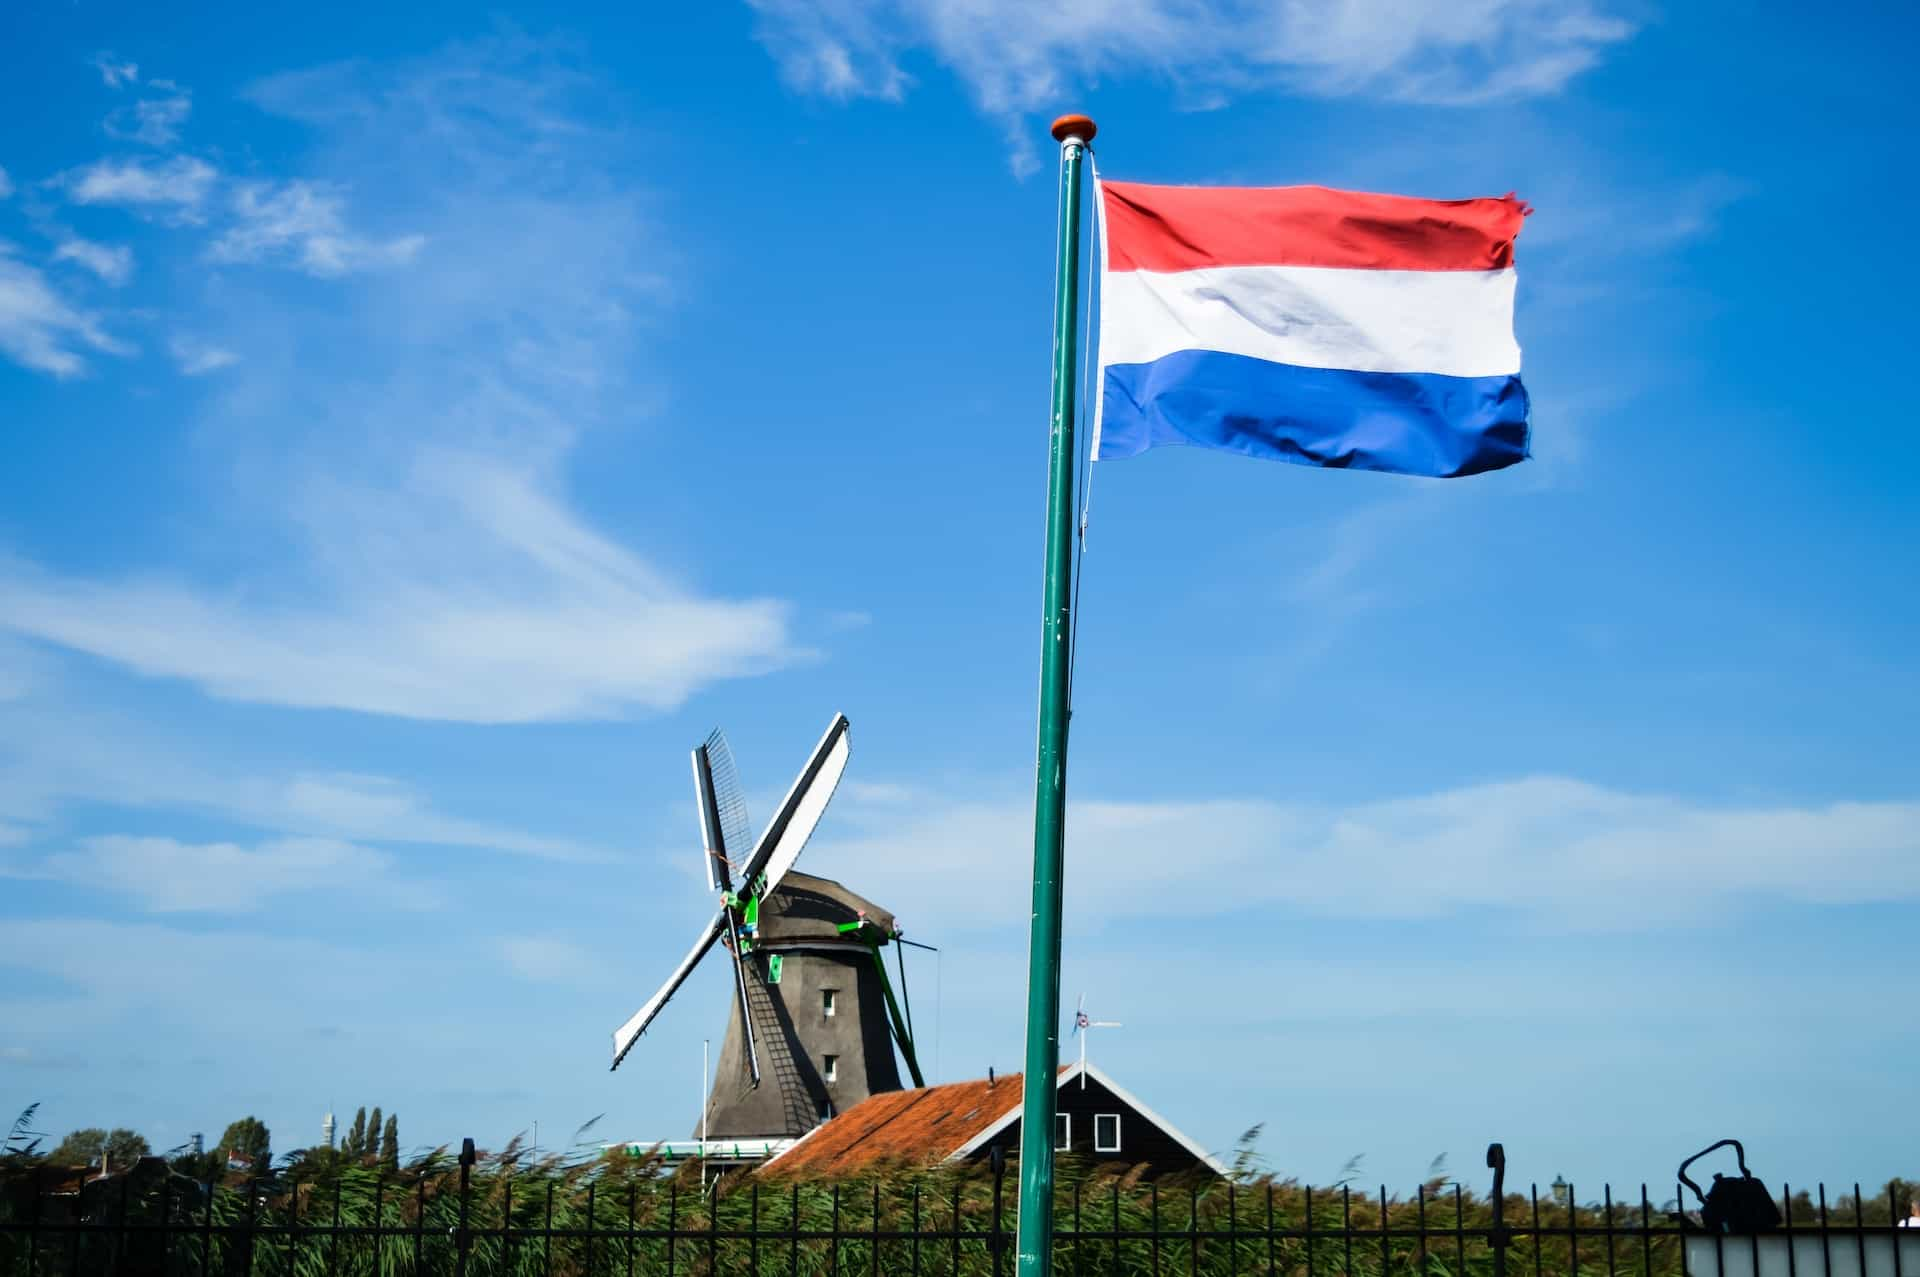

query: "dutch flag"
xmin=1093 ymin=180 xmax=1532 ymax=479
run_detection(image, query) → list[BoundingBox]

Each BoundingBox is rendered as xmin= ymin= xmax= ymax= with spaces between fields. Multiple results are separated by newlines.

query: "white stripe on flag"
xmin=1098 ymin=264 xmax=1521 ymax=378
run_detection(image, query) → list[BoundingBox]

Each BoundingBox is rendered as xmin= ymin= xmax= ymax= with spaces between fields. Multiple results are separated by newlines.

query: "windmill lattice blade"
xmin=611 ymin=910 xmax=726 ymax=1070
xmin=701 ymin=729 xmax=755 ymax=880
xmin=692 ymin=745 xmax=730 ymax=894
xmin=739 ymin=713 xmax=851 ymax=896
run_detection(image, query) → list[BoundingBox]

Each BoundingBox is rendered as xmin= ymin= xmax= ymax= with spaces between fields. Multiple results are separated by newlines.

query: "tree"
xmin=50 ymin=1128 xmax=106 ymax=1165
xmin=365 ymin=1108 xmax=383 ymax=1161
xmin=380 ymin=1114 xmax=399 ymax=1170
xmin=346 ymin=1108 xmax=367 ymax=1158
xmin=49 ymin=1127 xmax=149 ymax=1168
xmin=217 ymin=1117 xmax=271 ymax=1172
xmin=109 ymin=1129 xmax=152 ymax=1165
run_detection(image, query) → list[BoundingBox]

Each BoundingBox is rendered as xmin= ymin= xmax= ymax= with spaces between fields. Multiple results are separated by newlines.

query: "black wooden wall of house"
xmin=964 ymin=1075 xmax=1215 ymax=1178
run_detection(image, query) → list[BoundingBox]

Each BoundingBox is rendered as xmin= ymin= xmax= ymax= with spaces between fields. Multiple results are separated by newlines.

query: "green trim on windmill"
xmin=868 ymin=943 xmax=925 ymax=1088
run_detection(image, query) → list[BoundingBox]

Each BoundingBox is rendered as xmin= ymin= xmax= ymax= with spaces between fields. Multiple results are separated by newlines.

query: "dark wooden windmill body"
xmin=701 ymin=871 xmax=908 ymax=1137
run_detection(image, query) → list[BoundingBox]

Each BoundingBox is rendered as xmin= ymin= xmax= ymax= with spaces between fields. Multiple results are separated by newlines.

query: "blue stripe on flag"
xmin=1098 ymin=350 xmax=1530 ymax=478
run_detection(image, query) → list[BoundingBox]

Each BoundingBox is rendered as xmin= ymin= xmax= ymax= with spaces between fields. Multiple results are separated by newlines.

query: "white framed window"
xmin=1054 ymin=1113 xmax=1071 ymax=1151
xmin=823 ymin=989 xmax=837 ymax=1017
xmin=823 ymin=1054 xmax=838 ymax=1083
xmin=1094 ymin=1113 xmax=1121 ymax=1153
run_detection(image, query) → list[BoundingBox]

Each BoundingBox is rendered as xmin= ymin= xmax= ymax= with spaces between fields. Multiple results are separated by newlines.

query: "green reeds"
xmin=3 ymin=1140 xmax=1906 ymax=1277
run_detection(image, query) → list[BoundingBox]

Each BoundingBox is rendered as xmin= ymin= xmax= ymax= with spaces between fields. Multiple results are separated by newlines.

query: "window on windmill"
xmin=1054 ymin=1113 xmax=1071 ymax=1151
xmin=822 ymin=988 xmax=837 ymax=1017
xmin=823 ymin=1054 xmax=838 ymax=1083
xmin=1094 ymin=1113 xmax=1121 ymax=1153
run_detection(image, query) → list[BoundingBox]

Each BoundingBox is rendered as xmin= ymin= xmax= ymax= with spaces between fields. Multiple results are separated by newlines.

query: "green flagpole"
xmin=1015 ymin=111 xmax=1095 ymax=1277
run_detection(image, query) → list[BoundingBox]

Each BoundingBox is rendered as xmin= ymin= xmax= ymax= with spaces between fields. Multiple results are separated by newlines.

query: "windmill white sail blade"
xmin=611 ymin=910 xmax=726 ymax=1070
xmin=736 ymin=713 xmax=851 ymax=897
xmin=725 ymin=920 xmax=761 ymax=1087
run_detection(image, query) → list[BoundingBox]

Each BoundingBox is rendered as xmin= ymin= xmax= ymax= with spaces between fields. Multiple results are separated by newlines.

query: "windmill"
xmin=611 ymin=713 xmax=927 ymax=1139
xmin=1071 ymin=993 xmax=1121 ymax=1088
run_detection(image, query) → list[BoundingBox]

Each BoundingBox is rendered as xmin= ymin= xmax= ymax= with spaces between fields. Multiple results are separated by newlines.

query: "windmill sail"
xmin=611 ymin=910 xmax=726 ymax=1070
xmin=701 ymin=729 xmax=754 ymax=886
xmin=693 ymin=746 xmax=730 ymax=893
xmin=737 ymin=714 xmax=851 ymax=896
xmin=724 ymin=912 xmax=761 ymax=1086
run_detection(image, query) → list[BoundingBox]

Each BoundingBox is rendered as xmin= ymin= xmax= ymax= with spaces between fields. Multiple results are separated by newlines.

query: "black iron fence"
xmin=3 ymin=1140 xmax=1916 ymax=1277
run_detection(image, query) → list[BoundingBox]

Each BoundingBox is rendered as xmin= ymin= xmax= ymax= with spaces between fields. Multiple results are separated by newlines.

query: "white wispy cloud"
xmin=105 ymin=90 xmax=193 ymax=147
xmin=0 ymin=457 xmax=798 ymax=722
xmin=92 ymin=53 xmax=140 ymax=89
xmin=748 ymin=0 xmax=1634 ymax=173
xmin=0 ymin=167 xmax=13 ymax=200
xmin=0 ymin=244 xmax=130 ymax=376
xmin=1514 ymin=171 xmax=1751 ymax=259
xmin=822 ymin=775 xmax=1920 ymax=933
xmin=53 ymin=236 xmax=134 ymax=285
xmin=501 ymin=935 xmax=592 ymax=981
xmin=28 ymin=834 xmax=392 ymax=912
xmin=0 ymin=694 xmax=606 ymax=859
xmin=0 ymin=638 xmax=46 ymax=703
xmin=59 ymin=155 xmax=217 ymax=218
xmin=168 ymin=335 xmax=238 ymax=374
xmin=0 ymin=36 xmax=800 ymax=722
xmin=0 ymin=917 xmax=409 ymax=1038
xmin=209 ymin=180 xmax=425 ymax=276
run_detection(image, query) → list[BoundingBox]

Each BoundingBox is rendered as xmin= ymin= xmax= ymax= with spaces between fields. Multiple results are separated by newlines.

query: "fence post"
xmin=243 ymin=1176 xmax=260 ymax=1277
xmin=667 ymin=1178 xmax=678 ymax=1277
xmin=991 ymin=1145 xmax=1008 ymax=1277
xmin=67 ymin=1175 xmax=82 ymax=1277
xmin=1489 ymin=1144 xmax=1510 ymax=1277
xmin=285 ymin=1172 xmax=301 ymax=1277
xmin=412 ymin=1176 xmax=425 ymax=1275
xmin=159 ymin=1167 xmax=173 ymax=1273
xmin=201 ymin=1172 xmax=216 ymax=1277
xmin=586 ymin=1181 xmax=597 ymax=1277
xmin=116 ymin=1163 xmax=133 ymax=1277
xmin=28 ymin=1168 xmax=41 ymax=1277
xmin=456 ymin=1138 xmax=475 ymax=1277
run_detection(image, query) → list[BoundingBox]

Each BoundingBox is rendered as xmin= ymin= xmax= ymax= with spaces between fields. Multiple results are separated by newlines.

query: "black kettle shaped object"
xmin=1678 ymin=1139 xmax=1781 ymax=1234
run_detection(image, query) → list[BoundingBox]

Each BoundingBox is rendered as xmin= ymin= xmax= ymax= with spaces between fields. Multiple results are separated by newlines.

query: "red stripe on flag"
xmin=1101 ymin=181 xmax=1528 ymax=274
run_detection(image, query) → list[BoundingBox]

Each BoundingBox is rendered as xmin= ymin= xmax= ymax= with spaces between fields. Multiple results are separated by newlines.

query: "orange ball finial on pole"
xmin=1050 ymin=114 xmax=1097 ymax=144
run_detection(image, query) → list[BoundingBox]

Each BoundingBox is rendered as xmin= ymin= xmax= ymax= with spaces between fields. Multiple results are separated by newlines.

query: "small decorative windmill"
xmin=1071 ymin=993 xmax=1121 ymax=1088
xmin=610 ymin=713 xmax=926 ymax=1139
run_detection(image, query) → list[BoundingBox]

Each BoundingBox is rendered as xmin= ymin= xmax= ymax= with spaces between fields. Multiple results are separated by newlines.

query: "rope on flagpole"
xmin=1066 ymin=148 xmax=1099 ymax=717
xmin=1077 ymin=150 xmax=1101 ymax=555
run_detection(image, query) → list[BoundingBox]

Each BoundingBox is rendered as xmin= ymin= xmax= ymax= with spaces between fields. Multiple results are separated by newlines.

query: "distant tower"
xmin=190 ymin=1132 xmax=203 ymax=1157
xmin=323 ymin=1110 xmax=336 ymax=1149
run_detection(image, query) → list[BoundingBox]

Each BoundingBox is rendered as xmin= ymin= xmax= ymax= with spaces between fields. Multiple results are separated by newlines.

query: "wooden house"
xmin=760 ymin=1060 xmax=1225 ymax=1179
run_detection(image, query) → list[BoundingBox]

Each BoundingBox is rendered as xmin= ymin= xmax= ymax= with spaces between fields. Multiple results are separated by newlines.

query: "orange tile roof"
xmin=760 ymin=1072 xmax=1037 ymax=1177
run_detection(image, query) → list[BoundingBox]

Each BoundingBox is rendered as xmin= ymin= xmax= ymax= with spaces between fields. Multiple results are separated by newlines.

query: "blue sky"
xmin=3 ymin=0 xmax=1917 ymax=1194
